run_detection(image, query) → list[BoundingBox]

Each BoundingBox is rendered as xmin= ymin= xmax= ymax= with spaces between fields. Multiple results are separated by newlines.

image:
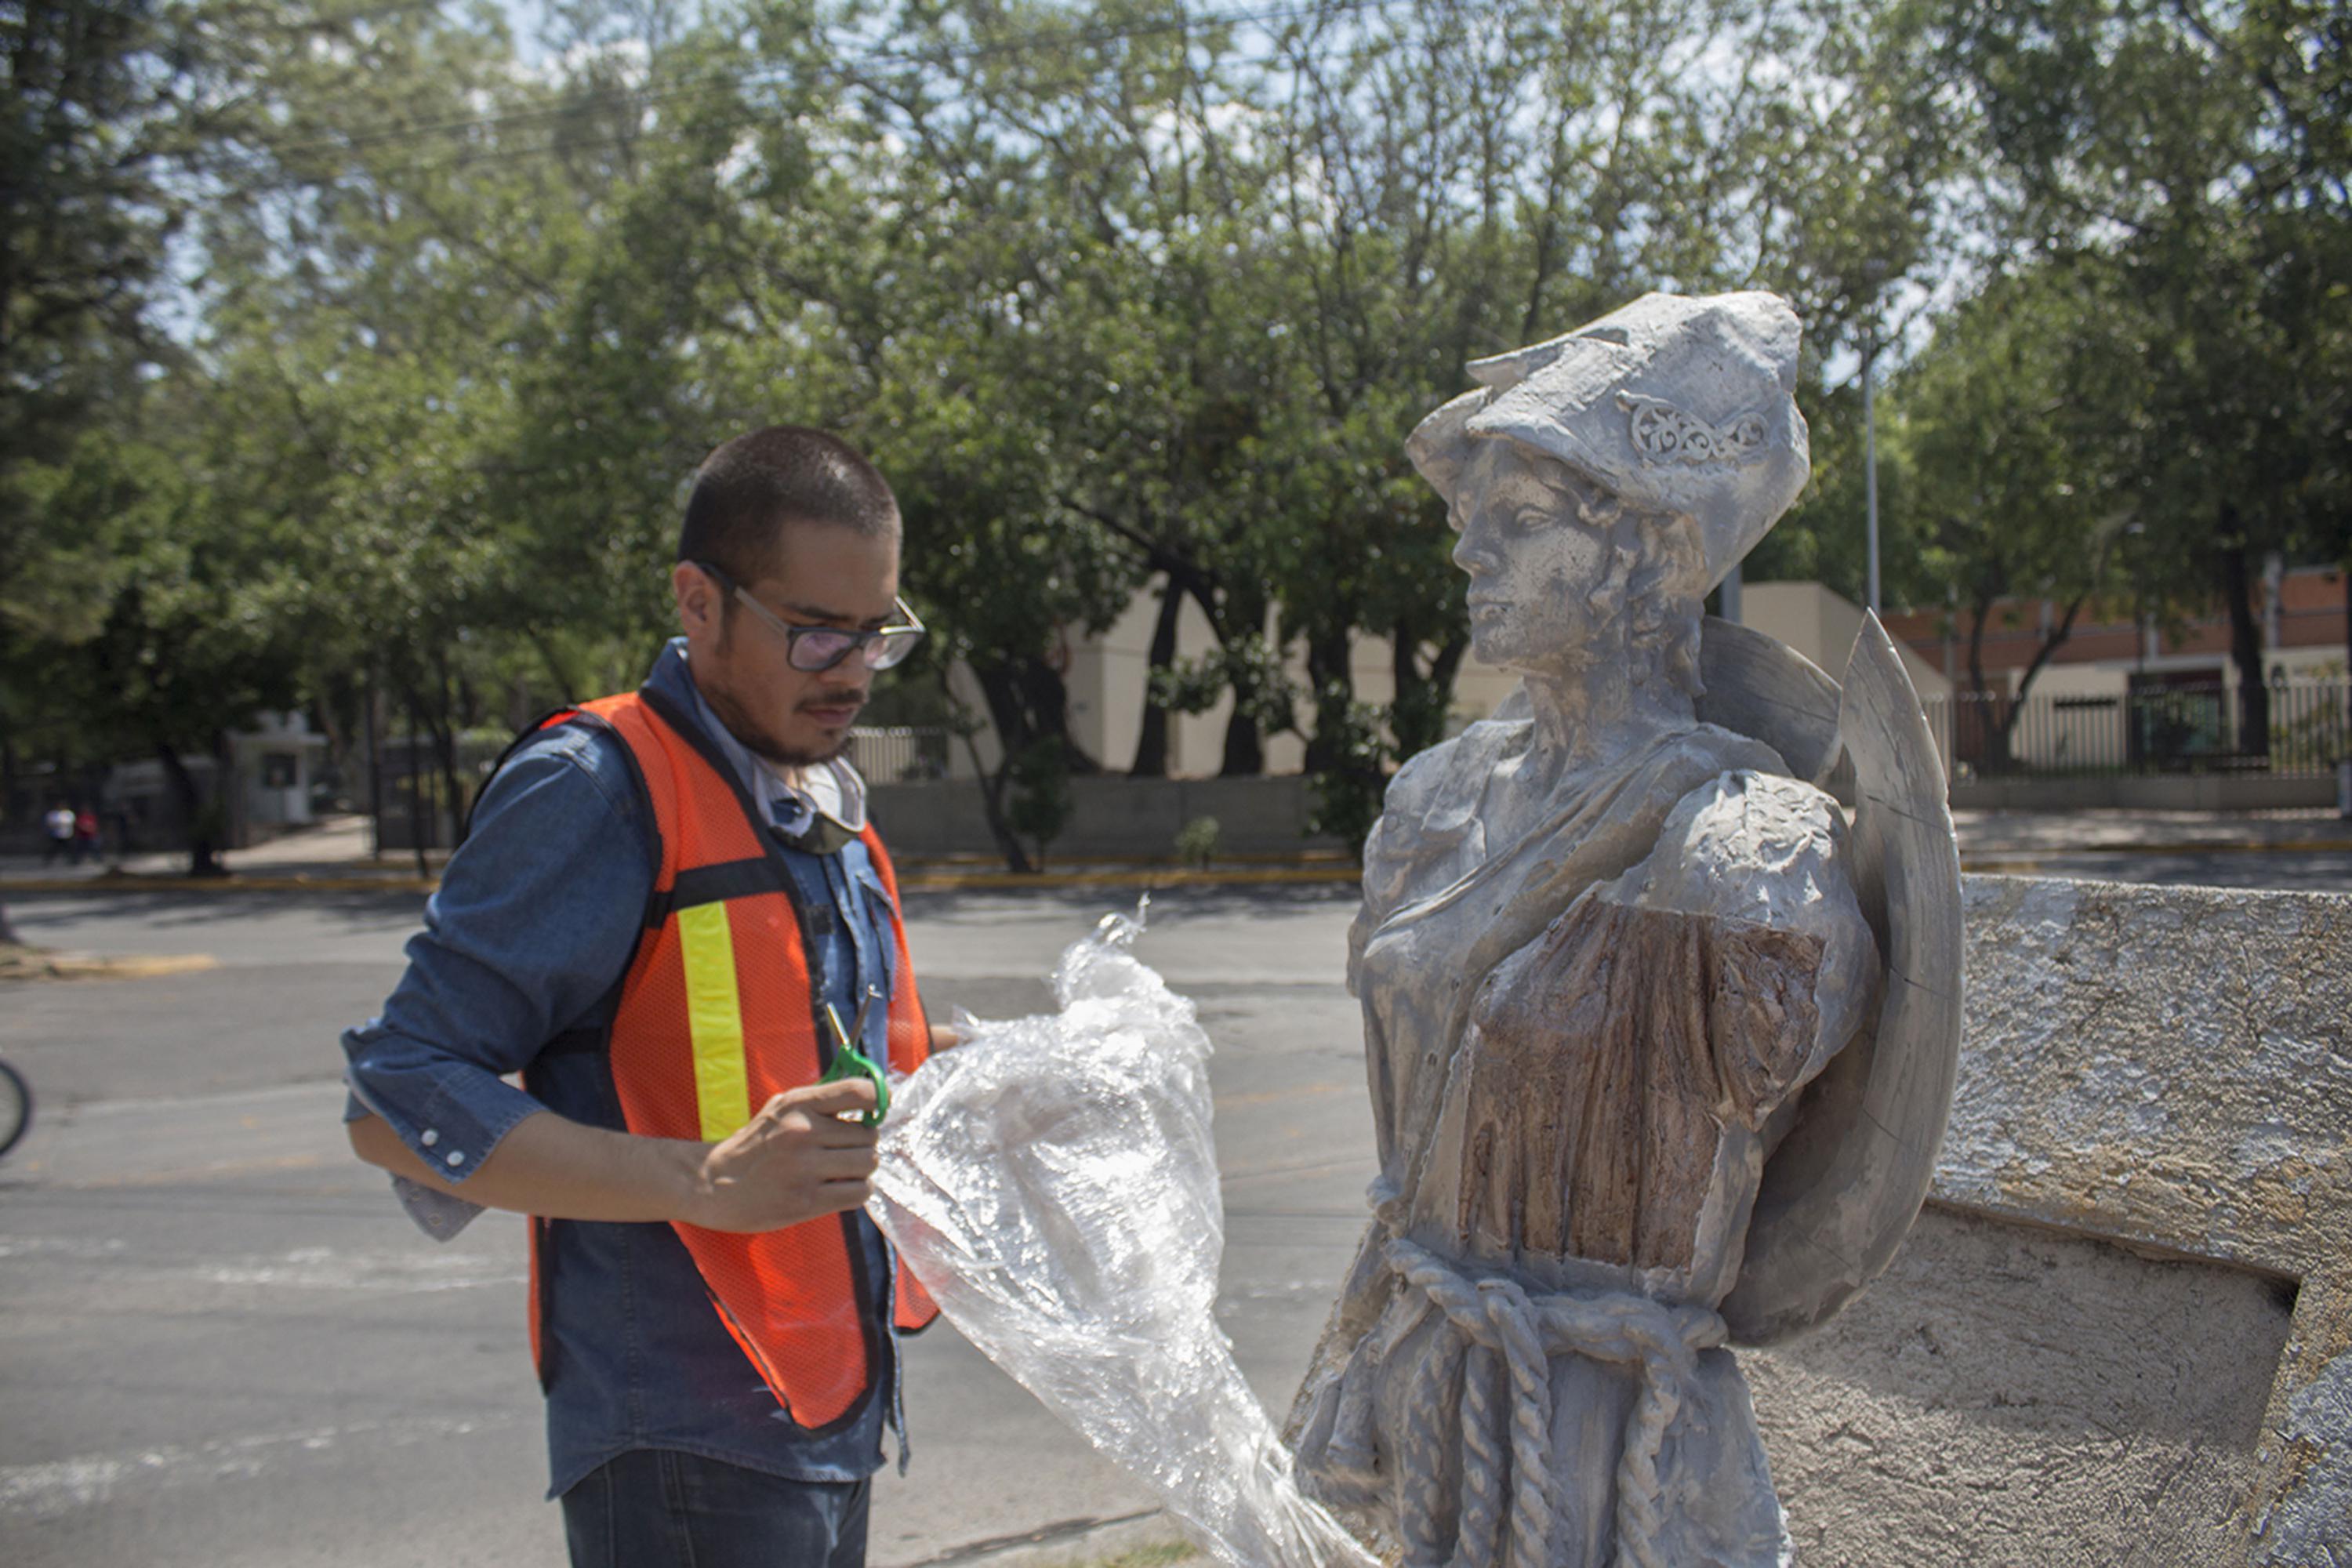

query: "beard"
xmin=760 ymin=729 xmax=856 ymax=768
xmin=700 ymin=681 xmax=863 ymax=768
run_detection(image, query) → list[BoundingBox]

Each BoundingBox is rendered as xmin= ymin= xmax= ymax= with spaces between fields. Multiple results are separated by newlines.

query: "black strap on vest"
xmin=642 ymin=856 xmax=795 ymax=927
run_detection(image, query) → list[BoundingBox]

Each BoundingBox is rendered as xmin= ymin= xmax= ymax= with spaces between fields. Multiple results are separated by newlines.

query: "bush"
xmin=1174 ymin=815 xmax=1219 ymax=869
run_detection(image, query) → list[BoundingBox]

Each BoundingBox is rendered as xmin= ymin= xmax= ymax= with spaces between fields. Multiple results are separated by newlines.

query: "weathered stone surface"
xmin=1943 ymin=877 xmax=2350 ymax=1276
xmin=1294 ymin=292 xmax=1964 ymax=1568
xmin=1751 ymin=1203 xmax=2292 ymax=1564
xmin=1751 ymin=874 xmax=2352 ymax=1565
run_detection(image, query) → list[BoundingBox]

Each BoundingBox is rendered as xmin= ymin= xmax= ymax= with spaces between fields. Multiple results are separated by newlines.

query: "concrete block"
xmin=1063 ymin=776 xmax=1188 ymax=858
xmin=1755 ymin=875 xmax=2352 ymax=1563
xmin=864 ymin=776 xmax=1345 ymax=861
xmin=1752 ymin=1204 xmax=2292 ymax=1565
xmin=869 ymin=782 xmax=1000 ymax=857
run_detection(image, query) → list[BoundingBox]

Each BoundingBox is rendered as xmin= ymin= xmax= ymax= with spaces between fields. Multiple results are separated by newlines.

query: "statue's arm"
xmin=1591 ymin=769 xmax=1878 ymax=1109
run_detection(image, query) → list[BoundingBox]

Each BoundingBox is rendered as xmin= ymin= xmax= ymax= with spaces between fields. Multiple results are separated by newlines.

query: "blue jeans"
xmin=561 ymin=1449 xmax=870 ymax=1568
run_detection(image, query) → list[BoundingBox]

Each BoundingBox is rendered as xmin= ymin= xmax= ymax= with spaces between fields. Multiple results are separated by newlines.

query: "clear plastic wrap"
xmin=869 ymin=906 xmax=1374 ymax=1568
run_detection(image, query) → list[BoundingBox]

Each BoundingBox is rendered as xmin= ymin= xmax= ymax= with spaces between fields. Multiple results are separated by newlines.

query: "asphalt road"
xmin=0 ymin=884 xmax=1377 ymax=1568
xmin=1963 ymin=847 xmax=2352 ymax=892
xmin=5 ymin=851 xmax=2348 ymax=1568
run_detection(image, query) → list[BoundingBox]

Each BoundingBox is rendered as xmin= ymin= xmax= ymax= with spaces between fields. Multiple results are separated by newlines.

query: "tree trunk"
xmin=1392 ymin=624 xmax=1468 ymax=763
xmin=1130 ymin=583 xmax=1184 ymax=777
xmin=1218 ymin=706 xmax=1263 ymax=777
xmin=975 ymin=658 xmax=1096 ymax=775
xmin=432 ymin=648 xmax=468 ymax=847
xmin=364 ymin=671 xmax=387 ymax=860
xmin=399 ymin=682 xmax=430 ymax=879
xmin=971 ymin=657 xmax=1096 ymax=873
xmin=1301 ymin=623 xmax=1355 ymax=774
xmin=1216 ymin=586 xmax=1272 ymax=779
xmin=309 ymin=689 xmax=355 ymax=814
xmin=1963 ymin=595 xmax=2008 ymax=774
xmin=1993 ymin=590 xmax=2098 ymax=766
xmin=957 ymin=722 xmax=1034 ymax=876
xmin=158 ymin=742 xmax=224 ymax=877
xmin=2216 ymin=531 xmax=2270 ymax=758
xmin=2 ymin=730 xmax=17 ymax=832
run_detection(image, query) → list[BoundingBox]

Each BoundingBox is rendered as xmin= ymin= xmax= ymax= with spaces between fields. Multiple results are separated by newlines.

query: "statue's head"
xmin=1409 ymin=292 xmax=1809 ymax=684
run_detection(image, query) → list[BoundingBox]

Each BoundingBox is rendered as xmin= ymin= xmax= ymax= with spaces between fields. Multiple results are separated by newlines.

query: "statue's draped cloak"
xmin=1291 ymin=707 xmax=1875 ymax=1567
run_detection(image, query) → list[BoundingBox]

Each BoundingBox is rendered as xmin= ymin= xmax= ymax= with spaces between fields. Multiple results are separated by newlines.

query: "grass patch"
xmin=1087 ymin=1546 xmax=1198 ymax=1568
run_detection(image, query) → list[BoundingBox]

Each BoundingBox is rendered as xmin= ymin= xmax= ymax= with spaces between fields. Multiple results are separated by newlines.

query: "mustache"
xmin=797 ymin=688 xmax=866 ymax=711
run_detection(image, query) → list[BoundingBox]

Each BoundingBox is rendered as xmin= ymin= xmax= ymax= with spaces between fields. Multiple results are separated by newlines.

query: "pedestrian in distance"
xmin=343 ymin=426 xmax=958 ymax=1568
xmin=42 ymin=803 xmax=74 ymax=866
xmin=71 ymin=807 xmax=99 ymax=865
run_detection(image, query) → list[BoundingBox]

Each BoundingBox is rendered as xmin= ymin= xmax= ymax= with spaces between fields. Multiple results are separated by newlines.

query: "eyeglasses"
xmin=691 ymin=561 xmax=926 ymax=673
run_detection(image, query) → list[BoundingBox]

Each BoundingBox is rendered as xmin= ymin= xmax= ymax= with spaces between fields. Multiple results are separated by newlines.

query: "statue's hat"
xmin=1406 ymin=290 xmax=1810 ymax=591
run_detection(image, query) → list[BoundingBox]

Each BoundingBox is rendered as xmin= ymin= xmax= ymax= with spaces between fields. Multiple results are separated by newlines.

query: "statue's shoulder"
xmin=1359 ymin=711 xmax=1531 ymax=921
xmin=1626 ymin=764 xmax=1863 ymax=935
xmin=1635 ymin=722 xmax=1794 ymax=801
xmin=1381 ymin=709 xmax=1530 ymax=821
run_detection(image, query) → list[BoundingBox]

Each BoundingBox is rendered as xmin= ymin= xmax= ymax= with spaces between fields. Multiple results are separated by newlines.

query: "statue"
xmin=1287 ymin=292 xmax=1963 ymax=1567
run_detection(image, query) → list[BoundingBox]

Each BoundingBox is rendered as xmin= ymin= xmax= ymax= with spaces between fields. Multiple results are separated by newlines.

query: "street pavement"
xmin=6 ymin=804 xmax=2351 ymax=893
xmin=0 ymin=884 xmax=1376 ymax=1568
xmin=3 ymin=824 xmax=2349 ymax=1568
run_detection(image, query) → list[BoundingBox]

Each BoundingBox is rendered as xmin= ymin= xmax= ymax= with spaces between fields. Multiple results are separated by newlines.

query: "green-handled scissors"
xmin=819 ymin=996 xmax=890 ymax=1127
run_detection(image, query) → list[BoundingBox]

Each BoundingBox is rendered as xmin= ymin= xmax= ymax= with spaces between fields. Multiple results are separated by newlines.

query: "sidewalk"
xmin=0 ymin=815 xmax=440 ymax=893
xmin=1951 ymin=805 xmax=2352 ymax=855
xmin=4 ymin=806 xmax=2349 ymax=895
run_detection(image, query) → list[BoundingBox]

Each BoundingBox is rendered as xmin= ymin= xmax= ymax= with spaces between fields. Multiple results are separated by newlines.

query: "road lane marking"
xmin=40 ymin=1152 xmax=332 ymax=1187
xmin=0 ymin=1414 xmax=527 ymax=1521
xmin=0 ymin=1236 xmax=522 ymax=1293
xmin=1214 ymin=1082 xmax=1353 ymax=1109
xmin=1218 ymin=1156 xmax=1375 ymax=1185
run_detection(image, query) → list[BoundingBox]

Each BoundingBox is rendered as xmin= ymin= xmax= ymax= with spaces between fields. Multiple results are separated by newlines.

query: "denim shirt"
xmin=342 ymin=640 xmax=906 ymax=1498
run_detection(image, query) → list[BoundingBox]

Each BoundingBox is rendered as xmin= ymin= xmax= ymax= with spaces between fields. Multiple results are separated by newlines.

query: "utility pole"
xmin=1864 ymin=332 xmax=1882 ymax=616
xmin=1862 ymin=259 xmax=1889 ymax=617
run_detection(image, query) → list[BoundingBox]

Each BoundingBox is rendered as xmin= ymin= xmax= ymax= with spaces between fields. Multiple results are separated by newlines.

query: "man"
xmin=344 ymin=426 xmax=953 ymax=1568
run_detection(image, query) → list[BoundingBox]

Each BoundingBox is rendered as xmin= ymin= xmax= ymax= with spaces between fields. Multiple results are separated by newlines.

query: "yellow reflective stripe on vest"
xmin=677 ymin=903 xmax=752 ymax=1140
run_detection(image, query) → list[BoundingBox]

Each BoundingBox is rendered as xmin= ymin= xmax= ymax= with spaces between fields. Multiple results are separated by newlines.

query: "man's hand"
xmin=688 ymin=1078 xmax=881 ymax=1233
xmin=929 ymin=1022 xmax=966 ymax=1052
xmin=347 ymin=1076 xmax=887 ymax=1232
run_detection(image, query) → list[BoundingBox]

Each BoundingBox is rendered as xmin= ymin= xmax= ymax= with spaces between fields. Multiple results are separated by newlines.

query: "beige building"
xmin=945 ymin=577 xmax=1937 ymax=779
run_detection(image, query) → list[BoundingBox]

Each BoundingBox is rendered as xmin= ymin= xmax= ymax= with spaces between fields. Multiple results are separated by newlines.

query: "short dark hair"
xmin=678 ymin=426 xmax=899 ymax=585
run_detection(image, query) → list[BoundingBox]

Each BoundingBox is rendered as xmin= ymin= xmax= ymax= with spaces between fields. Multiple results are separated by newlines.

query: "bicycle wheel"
xmin=0 ymin=1057 xmax=31 ymax=1160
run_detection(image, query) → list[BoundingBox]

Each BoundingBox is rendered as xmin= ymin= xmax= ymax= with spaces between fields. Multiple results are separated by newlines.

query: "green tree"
xmin=1930 ymin=0 xmax=2352 ymax=756
xmin=1893 ymin=263 xmax=2133 ymax=768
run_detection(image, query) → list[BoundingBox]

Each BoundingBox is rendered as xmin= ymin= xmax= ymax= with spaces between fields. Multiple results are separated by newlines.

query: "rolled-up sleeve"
xmin=343 ymin=724 xmax=655 ymax=1232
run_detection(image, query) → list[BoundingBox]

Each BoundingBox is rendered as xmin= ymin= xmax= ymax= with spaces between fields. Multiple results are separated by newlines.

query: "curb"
xmin=0 ymin=950 xmax=218 ymax=983
xmin=7 ymin=838 xmax=2347 ymax=899
xmin=1 ymin=874 xmax=440 ymax=895
xmin=898 ymin=866 xmax=1362 ymax=891
xmin=1 ymin=868 xmax=1365 ymax=896
xmin=1958 ymin=837 xmax=2352 ymax=858
xmin=887 ymin=1511 xmax=1191 ymax=1568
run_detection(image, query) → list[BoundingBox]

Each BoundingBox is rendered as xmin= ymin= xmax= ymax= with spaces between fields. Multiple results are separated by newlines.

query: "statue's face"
xmin=1449 ymin=441 xmax=1617 ymax=673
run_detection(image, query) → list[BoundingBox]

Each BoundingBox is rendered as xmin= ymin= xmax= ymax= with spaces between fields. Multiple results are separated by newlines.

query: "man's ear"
xmin=673 ymin=561 xmax=720 ymax=637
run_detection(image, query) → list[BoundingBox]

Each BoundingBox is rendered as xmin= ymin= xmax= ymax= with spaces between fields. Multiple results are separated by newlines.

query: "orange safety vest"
xmin=521 ymin=686 xmax=938 ymax=1429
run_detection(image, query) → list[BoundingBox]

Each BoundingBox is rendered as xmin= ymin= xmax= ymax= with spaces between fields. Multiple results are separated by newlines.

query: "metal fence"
xmin=847 ymin=725 xmax=956 ymax=784
xmin=1922 ymin=681 xmax=2351 ymax=779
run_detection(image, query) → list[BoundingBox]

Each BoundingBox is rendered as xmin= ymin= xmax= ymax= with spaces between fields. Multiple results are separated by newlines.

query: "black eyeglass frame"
xmin=690 ymin=560 xmax=926 ymax=673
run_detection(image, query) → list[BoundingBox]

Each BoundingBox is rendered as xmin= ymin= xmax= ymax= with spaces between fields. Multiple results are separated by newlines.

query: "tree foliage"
xmin=4 ymin=0 xmax=2346 ymax=871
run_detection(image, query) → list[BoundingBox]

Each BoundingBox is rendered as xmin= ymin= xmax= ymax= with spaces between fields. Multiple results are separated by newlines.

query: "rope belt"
xmin=1376 ymin=1236 xmax=1728 ymax=1568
